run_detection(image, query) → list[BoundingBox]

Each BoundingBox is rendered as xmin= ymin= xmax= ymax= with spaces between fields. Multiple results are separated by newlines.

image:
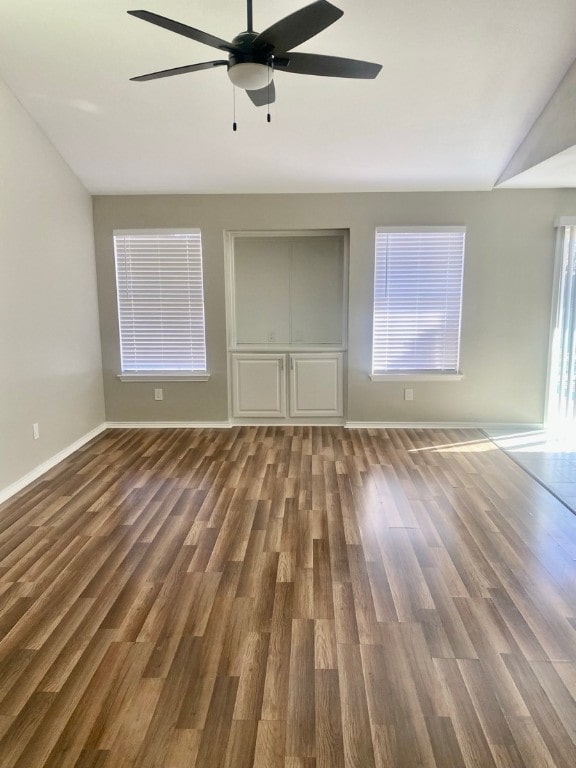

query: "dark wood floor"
xmin=1 ymin=426 xmax=576 ymax=767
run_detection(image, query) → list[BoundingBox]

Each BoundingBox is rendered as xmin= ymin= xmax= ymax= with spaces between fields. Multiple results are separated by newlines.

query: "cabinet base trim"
xmin=231 ymin=418 xmax=345 ymax=426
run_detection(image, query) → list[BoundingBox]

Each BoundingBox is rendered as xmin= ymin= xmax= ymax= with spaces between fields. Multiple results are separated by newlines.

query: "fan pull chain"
xmin=232 ymin=85 xmax=237 ymax=132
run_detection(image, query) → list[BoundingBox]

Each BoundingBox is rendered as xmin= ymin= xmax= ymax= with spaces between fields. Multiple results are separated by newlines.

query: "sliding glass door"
xmin=547 ymin=222 xmax=576 ymax=428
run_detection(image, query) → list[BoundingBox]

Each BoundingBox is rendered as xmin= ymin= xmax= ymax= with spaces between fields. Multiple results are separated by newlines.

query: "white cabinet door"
xmin=232 ymin=354 xmax=287 ymax=417
xmin=289 ymin=353 xmax=343 ymax=417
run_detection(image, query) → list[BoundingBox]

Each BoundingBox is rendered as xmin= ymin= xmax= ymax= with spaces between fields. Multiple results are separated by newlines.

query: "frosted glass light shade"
xmin=228 ymin=62 xmax=272 ymax=90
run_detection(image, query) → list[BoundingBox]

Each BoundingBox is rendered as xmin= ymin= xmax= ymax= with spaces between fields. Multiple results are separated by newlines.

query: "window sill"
xmin=370 ymin=372 xmax=463 ymax=382
xmin=117 ymin=372 xmax=210 ymax=382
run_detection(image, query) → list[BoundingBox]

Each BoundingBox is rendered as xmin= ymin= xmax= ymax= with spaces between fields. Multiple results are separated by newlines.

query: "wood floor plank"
xmin=261 ymin=582 xmax=294 ymax=722
xmin=1 ymin=426 xmax=576 ymax=767
xmin=39 ymin=641 xmax=136 ymax=768
xmin=223 ymin=719 xmax=258 ymax=768
xmin=0 ymin=598 xmax=96 ymax=716
xmin=193 ymin=675 xmax=239 ymax=768
xmin=503 ymin=653 xmax=576 ymax=767
xmin=285 ymin=619 xmax=315 ymax=758
xmin=315 ymin=668 xmax=344 ymax=768
xmin=102 ymin=677 xmax=164 ymax=767
xmin=233 ymin=631 xmax=270 ymax=720
xmin=457 ymin=658 xmax=526 ymax=760
xmin=433 ymin=657 xmax=499 ymax=768
xmin=453 ymin=596 xmax=531 ymax=717
xmin=337 ymin=642 xmax=376 ymax=768
xmin=9 ymin=631 xmax=115 ymax=768
xmin=252 ymin=719 xmax=286 ymax=768
xmin=423 ymin=715 xmax=467 ymax=768
xmin=131 ymin=635 xmax=202 ymax=766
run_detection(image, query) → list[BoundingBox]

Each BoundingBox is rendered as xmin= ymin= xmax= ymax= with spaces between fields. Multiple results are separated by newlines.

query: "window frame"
xmin=370 ymin=225 xmax=465 ymax=382
xmin=113 ymin=228 xmax=209 ymax=382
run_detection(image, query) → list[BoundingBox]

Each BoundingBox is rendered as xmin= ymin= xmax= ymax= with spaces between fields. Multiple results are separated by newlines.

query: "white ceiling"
xmin=1 ymin=0 xmax=575 ymax=194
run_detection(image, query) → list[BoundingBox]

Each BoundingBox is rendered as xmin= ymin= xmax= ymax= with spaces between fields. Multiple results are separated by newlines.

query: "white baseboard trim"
xmin=479 ymin=423 xmax=545 ymax=434
xmin=0 ymin=423 xmax=108 ymax=506
xmin=106 ymin=420 xmax=544 ymax=432
xmin=344 ymin=421 xmax=544 ymax=431
xmin=105 ymin=421 xmax=233 ymax=429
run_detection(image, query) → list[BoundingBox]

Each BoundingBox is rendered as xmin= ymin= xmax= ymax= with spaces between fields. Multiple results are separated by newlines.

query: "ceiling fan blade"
xmin=246 ymin=81 xmax=276 ymax=107
xmin=131 ymin=60 xmax=228 ymax=82
xmin=254 ymin=1 xmax=343 ymax=52
xmin=128 ymin=10 xmax=239 ymax=53
xmin=275 ymin=52 xmax=382 ymax=79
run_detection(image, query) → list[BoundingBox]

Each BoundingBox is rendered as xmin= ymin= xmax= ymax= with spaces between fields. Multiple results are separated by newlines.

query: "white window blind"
xmin=114 ymin=230 xmax=207 ymax=373
xmin=372 ymin=227 xmax=465 ymax=374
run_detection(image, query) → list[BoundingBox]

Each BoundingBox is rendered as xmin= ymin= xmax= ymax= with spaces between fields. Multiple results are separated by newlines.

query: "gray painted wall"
xmin=93 ymin=189 xmax=576 ymax=425
xmin=0 ymin=77 xmax=105 ymax=492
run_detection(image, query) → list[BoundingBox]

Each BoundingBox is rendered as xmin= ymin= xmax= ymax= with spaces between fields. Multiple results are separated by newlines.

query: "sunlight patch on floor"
xmin=408 ymin=438 xmax=496 ymax=454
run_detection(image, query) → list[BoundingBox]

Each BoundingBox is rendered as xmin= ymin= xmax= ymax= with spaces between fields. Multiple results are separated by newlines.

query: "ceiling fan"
xmin=128 ymin=1 xmax=382 ymax=108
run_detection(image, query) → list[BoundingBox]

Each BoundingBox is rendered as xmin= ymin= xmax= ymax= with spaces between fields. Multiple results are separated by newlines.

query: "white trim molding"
xmin=105 ymin=421 xmax=233 ymax=429
xmin=369 ymin=373 xmax=464 ymax=382
xmin=345 ymin=421 xmax=544 ymax=431
xmin=106 ymin=420 xmax=543 ymax=431
xmin=117 ymin=373 xmax=210 ymax=382
xmin=0 ymin=424 xmax=107 ymax=506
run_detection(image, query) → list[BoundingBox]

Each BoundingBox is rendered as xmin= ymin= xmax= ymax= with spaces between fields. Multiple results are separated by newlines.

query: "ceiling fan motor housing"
xmin=228 ymin=32 xmax=273 ymax=90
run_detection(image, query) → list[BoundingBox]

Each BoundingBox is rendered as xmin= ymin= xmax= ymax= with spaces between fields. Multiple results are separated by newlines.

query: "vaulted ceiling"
xmin=1 ymin=0 xmax=575 ymax=194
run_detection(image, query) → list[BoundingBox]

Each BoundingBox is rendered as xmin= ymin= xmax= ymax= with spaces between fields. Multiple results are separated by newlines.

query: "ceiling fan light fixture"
xmin=228 ymin=62 xmax=272 ymax=90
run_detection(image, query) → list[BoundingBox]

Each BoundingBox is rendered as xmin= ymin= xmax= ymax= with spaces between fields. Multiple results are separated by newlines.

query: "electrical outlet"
xmin=404 ymin=388 xmax=414 ymax=401
xmin=32 ymin=423 xmax=40 ymax=439
xmin=154 ymin=388 xmax=163 ymax=401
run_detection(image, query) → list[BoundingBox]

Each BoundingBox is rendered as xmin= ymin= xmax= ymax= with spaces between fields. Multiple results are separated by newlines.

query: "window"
xmin=371 ymin=227 xmax=465 ymax=378
xmin=113 ymin=229 xmax=208 ymax=379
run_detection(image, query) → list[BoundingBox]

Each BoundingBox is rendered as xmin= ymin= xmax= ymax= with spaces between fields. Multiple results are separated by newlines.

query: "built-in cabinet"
xmin=232 ymin=352 xmax=343 ymax=418
xmin=226 ymin=230 xmax=348 ymax=422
